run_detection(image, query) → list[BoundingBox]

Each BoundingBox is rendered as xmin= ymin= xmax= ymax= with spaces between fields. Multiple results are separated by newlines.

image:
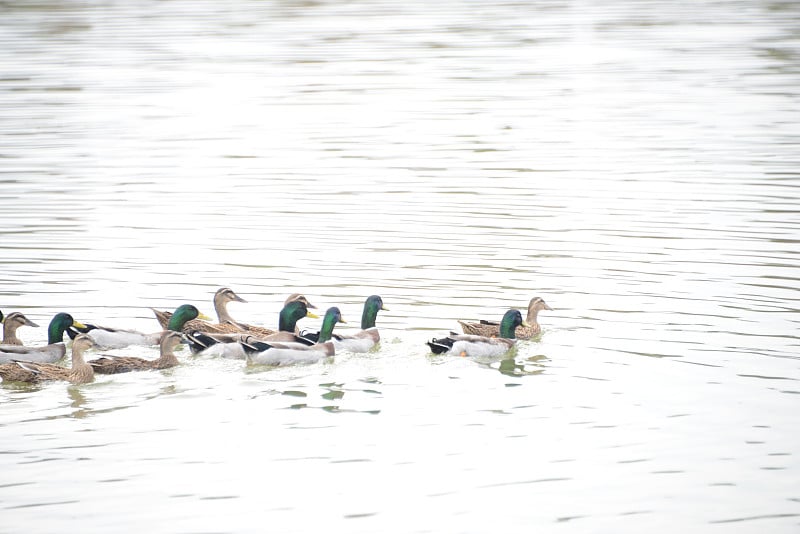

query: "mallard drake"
xmin=0 ymin=313 xmax=84 ymax=364
xmin=241 ymin=307 xmax=344 ymax=366
xmin=458 ymin=297 xmax=552 ymax=339
xmin=303 ymin=295 xmax=387 ymax=353
xmin=0 ymin=333 xmax=96 ymax=384
xmin=152 ymin=291 xmax=315 ymax=336
xmin=69 ymin=304 xmax=210 ymax=350
xmin=235 ymin=293 xmax=317 ymax=337
xmin=1 ymin=312 xmax=40 ymax=346
xmin=428 ymin=309 xmax=529 ymax=358
xmin=89 ymin=331 xmax=185 ymax=374
xmin=183 ymin=300 xmax=320 ymax=358
xmin=256 ymin=300 xmax=320 ymax=342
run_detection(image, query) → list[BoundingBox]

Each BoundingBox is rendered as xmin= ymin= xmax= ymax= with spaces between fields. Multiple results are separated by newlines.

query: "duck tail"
xmin=66 ymin=323 xmax=96 ymax=340
xmin=299 ymin=330 xmax=320 ymax=343
xmin=184 ymin=330 xmax=218 ymax=353
xmin=426 ymin=337 xmax=454 ymax=355
xmin=241 ymin=338 xmax=273 ymax=355
xmin=150 ymin=307 xmax=171 ymax=329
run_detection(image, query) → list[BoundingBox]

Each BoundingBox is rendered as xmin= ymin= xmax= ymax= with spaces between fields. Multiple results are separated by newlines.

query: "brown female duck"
xmin=89 ymin=331 xmax=184 ymax=374
xmin=0 ymin=312 xmax=40 ymax=346
xmin=458 ymin=297 xmax=552 ymax=339
xmin=0 ymin=333 xmax=96 ymax=385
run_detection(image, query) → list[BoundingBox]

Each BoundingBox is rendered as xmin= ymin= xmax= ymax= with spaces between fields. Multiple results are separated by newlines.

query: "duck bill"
xmin=339 ymin=317 xmax=348 ymax=324
xmin=232 ymin=293 xmax=247 ymax=303
xmin=197 ymin=312 xmax=213 ymax=321
xmin=521 ymin=320 xmax=531 ymax=328
xmin=306 ymin=311 xmax=320 ymax=319
xmin=25 ymin=318 xmax=40 ymax=328
xmin=544 ymin=304 xmax=553 ymax=311
xmin=72 ymin=320 xmax=87 ymax=329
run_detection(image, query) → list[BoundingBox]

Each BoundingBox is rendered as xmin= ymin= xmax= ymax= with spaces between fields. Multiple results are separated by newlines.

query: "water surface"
xmin=1 ymin=1 xmax=799 ymax=532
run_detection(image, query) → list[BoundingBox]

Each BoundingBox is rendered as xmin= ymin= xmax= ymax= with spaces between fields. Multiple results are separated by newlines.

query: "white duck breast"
xmin=247 ymin=342 xmax=334 ymax=366
xmin=449 ymin=339 xmax=515 ymax=358
xmin=197 ymin=342 xmax=246 ymax=359
xmin=331 ymin=328 xmax=380 ymax=353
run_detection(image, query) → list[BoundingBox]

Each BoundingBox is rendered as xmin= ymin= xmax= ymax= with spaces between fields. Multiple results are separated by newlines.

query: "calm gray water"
xmin=1 ymin=0 xmax=799 ymax=532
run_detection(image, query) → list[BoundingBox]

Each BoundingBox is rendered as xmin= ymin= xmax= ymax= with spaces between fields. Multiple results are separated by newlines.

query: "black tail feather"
xmin=294 ymin=336 xmax=316 ymax=346
xmin=67 ymin=324 xmax=97 ymax=340
xmin=299 ymin=330 xmax=342 ymax=344
xmin=426 ymin=337 xmax=455 ymax=355
xmin=241 ymin=339 xmax=274 ymax=355
xmin=185 ymin=330 xmax=219 ymax=353
xmin=300 ymin=330 xmax=320 ymax=343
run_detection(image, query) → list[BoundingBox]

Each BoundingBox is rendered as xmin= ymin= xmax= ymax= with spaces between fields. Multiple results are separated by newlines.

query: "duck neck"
xmin=278 ymin=305 xmax=304 ymax=333
xmin=47 ymin=318 xmax=67 ymax=345
xmin=71 ymin=344 xmax=89 ymax=368
xmin=214 ymin=297 xmax=235 ymax=324
xmin=498 ymin=317 xmax=518 ymax=340
xmin=316 ymin=310 xmax=340 ymax=343
xmin=167 ymin=308 xmax=195 ymax=331
xmin=2 ymin=322 xmax=21 ymax=345
xmin=525 ymin=307 xmax=540 ymax=326
xmin=361 ymin=299 xmax=381 ymax=330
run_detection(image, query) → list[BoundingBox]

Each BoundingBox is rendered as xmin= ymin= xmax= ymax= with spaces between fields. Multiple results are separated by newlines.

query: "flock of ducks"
xmin=0 ymin=289 xmax=552 ymax=386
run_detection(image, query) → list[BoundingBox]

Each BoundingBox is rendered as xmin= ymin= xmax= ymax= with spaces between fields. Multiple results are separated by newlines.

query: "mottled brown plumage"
xmin=458 ymin=297 xmax=552 ymax=339
xmin=0 ymin=334 xmax=96 ymax=384
xmin=1 ymin=312 xmax=39 ymax=346
xmin=89 ymin=331 xmax=184 ymax=374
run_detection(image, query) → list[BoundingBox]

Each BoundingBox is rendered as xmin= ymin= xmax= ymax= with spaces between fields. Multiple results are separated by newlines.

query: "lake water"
xmin=1 ymin=0 xmax=799 ymax=532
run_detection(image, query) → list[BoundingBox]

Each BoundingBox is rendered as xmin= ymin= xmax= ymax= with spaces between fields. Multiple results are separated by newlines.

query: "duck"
xmin=458 ymin=297 xmax=552 ymax=339
xmin=89 ymin=331 xmax=185 ymax=374
xmin=69 ymin=304 xmax=210 ymax=350
xmin=241 ymin=307 xmax=345 ymax=366
xmin=152 ymin=291 xmax=316 ymax=336
xmin=151 ymin=287 xmax=245 ymax=333
xmin=261 ymin=299 xmax=322 ymax=342
xmin=183 ymin=300 xmax=320 ymax=359
xmin=0 ymin=333 xmax=96 ymax=384
xmin=0 ymin=313 xmax=85 ymax=364
xmin=428 ymin=309 xmax=529 ymax=358
xmin=302 ymin=295 xmax=388 ymax=353
xmin=1 ymin=312 xmax=40 ymax=346
xmin=235 ymin=293 xmax=317 ymax=337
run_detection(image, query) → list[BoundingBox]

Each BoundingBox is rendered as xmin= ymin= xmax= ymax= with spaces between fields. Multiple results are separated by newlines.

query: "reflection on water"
xmin=496 ymin=354 xmax=548 ymax=378
xmin=66 ymin=386 xmax=88 ymax=419
xmin=1 ymin=0 xmax=800 ymax=532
